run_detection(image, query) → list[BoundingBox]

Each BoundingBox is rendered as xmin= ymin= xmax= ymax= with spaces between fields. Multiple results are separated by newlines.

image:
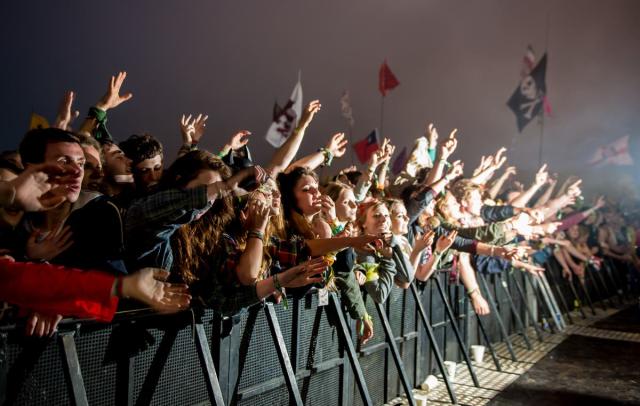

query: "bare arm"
xmin=487 ymin=166 xmax=515 ymax=200
xmin=511 ymin=164 xmax=548 ymax=207
xmin=267 ymin=100 xmax=321 ymax=175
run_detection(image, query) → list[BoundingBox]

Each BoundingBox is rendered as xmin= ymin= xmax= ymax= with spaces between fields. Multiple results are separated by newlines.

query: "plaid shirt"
xmin=267 ymin=234 xmax=310 ymax=271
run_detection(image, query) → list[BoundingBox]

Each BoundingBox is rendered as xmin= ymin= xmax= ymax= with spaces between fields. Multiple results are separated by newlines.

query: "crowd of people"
xmin=0 ymin=71 xmax=638 ymax=341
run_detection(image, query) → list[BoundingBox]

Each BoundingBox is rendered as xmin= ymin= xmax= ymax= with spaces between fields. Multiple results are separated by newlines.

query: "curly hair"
xmin=119 ymin=133 xmax=163 ymax=166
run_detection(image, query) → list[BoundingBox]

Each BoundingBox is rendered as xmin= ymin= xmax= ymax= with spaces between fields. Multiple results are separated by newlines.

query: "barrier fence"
xmin=0 ymin=261 xmax=631 ymax=406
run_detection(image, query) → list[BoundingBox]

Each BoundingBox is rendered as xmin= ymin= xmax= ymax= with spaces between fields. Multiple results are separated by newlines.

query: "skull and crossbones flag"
xmin=507 ymin=53 xmax=548 ymax=132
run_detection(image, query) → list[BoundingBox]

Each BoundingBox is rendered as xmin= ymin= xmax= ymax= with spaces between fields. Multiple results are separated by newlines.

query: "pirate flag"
xmin=507 ymin=53 xmax=547 ymax=132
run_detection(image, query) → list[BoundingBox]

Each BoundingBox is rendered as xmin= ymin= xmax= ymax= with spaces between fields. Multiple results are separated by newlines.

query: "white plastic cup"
xmin=471 ymin=345 xmax=486 ymax=365
xmin=414 ymin=393 xmax=428 ymax=406
xmin=420 ymin=375 xmax=439 ymax=392
xmin=443 ymin=361 xmax=457 ymax=381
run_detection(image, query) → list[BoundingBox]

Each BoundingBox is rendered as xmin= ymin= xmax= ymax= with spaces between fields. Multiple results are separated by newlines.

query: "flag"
xmin=392 ymin=146 xmax=408 ymax=175
xmin=589 ymin=135 xmax=634 ymax=166
xmin=379 ymin=60 xmax=400 ymax=97
xmin=353 ymin=129 xmax=380 ymax=164
xmin=29 ymin=112 xmax=49 ymax=130
xmin=507 ymin=53 xmax=547 ymax=132
xmin=340 ymin=90 xmax=355 ymax=127
xmin=520 ymin=45 xmax=553 ymax=116
xmin=265 ymin=79 xmax=303 ymax=147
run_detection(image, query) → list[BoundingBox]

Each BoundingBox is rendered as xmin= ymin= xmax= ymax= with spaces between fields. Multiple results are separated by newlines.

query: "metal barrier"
xmin=0 ymin=263 xmax=629 ymax=406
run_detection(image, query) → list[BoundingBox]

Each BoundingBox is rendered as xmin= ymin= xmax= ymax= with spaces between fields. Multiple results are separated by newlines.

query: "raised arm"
xmin=286 ymin=132 xmax=347 ymax=172
xmin=267 ymin=100 xmax=321 ymax=175
xmin=510 ymin=164 xmax=548 ymax=207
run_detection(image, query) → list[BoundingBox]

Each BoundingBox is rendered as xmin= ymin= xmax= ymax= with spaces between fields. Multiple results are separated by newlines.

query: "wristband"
xmin=247 ymin=230 xmax=264 ymax=241
xmin=88 ymin=107 xmax=112 ymax=143
xmin=359 ymin=313 xmax=373 ymax=335
xmin=318 ymin=148 xmax=334 ymax=166
xmin=467 ymin=286 xmax=479 ymax=297
xmin=273 ymin=273 xmax=288 ymax=309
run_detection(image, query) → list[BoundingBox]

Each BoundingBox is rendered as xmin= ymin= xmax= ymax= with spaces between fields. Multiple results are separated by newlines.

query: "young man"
xmin=119 ymin=133 xmax=163 ymax=196
xmin=17 ymin=128 xmax=128 ymax=275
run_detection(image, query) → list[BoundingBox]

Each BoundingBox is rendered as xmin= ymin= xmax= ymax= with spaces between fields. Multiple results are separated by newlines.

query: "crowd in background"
xmin=1 ymin=71 xmax=638 ymax=341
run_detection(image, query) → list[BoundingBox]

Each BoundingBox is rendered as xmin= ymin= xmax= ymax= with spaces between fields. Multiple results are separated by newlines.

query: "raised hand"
xmin=326 ymin=132 xmax=348 ymax=158
xmin=414 ymin=230 xmax=435 ymax=252
xmin=299 ymin=100 xmax=321 ymax=126
xmin=180 ymin=114 xmax=209 ymax=145
xmin=446 ymin=160 xmax=464 ymax=180
xmin=243 ymin=198 xmax=271 ymax=233
xmin=54 ymin=91 xmax=80 ymax=131
xmin=594 ymin=195 xmax=606 ymax=209
xmin=567 ymin=179 xmax=582 ymax=198
xmin=227 ymin=130 xmax=251 ymax=151
xmin=504 ymin=166 xmax=517 ymax=177
xmin=426 ymin=123 xmax=439 ymax=148
xmin=438 ymin=129 xmax=458 ymax=160
xmin=492 ymin=147 xmax=508 ymax=170
xmin=435 ymin=230 xmax=458 ymax=253
xmin=534 ymin=164 xmax=549 ymax=186
xmin=95 ymin=71 xmax=133 ymax=111
xmin=26 ymin=226 xmax=74 ymax=261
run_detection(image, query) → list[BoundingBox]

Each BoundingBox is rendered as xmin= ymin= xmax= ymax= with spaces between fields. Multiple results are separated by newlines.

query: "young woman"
xmin=278 ymin=168 xmax=378 ymax=343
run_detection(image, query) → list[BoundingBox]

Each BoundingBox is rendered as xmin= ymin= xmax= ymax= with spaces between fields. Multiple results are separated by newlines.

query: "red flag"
xmin=379 ymin=60 xmax=399 ymax=96
xmin=353 ymin=129 xmax=380 ymax=164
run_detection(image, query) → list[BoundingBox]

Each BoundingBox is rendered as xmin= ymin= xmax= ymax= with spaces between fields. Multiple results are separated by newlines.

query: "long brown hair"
xmin=277 ymin=167 xmax=318 ymax=239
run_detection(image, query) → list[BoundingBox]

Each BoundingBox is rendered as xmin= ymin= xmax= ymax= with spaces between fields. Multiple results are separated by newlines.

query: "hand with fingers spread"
xmin=25 ymin=312 xmax=63 ymax=337
xmin=504 ymin=166 xmax=517 ymax=177
xmin=8 ymin=163 xmax=68 ymax=212
xmin=326 ymin=133 xmax=348 ymax=158
xmin=54 ymin=91 xmax=80 ymax=131
xmin=227 ymin=130 xmax=251 ymax=151
xmin=121 ymin=268 xmax=191 ymax=313
xmin=244 ymin=199 xmax=271 ymax=233
xmin=180 ymin=114 xmax=209 ymax=145
xmin=279 ymin=257 xmax=328 ymax=288
xmin=26 ymin=226 xmax=74 ymax=261
xmin=95 ymin=71 xmax=133 ymax=111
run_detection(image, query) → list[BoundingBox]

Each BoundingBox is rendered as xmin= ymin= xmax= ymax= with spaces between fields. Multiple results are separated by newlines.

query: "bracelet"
xmin=467 ymin=287 xmax=479 ymax=297
xmin=247 ymin=230 xmax=264 ymax=241
xmin=116 ymin=276 xmax=126 ymax=298
xmin=318 ymin=148 xmax=334 ymax=166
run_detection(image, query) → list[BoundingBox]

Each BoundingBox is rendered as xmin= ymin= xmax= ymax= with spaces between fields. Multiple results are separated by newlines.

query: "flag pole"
xmin=538 ymin=11 xmax=551 ymax=167
xmin=379 ymin=95 xmax=385 ymax=138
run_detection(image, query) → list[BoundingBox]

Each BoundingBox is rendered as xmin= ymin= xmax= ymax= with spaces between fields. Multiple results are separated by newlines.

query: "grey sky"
xmin=1 ymin=0 xmax=638 ymax=194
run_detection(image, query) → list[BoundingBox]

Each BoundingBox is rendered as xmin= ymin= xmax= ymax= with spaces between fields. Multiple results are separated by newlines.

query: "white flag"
xmin=589 ymin=135 xmax=634 ymax=166
xmin=265 ymin=80 xmax=303 ymax=148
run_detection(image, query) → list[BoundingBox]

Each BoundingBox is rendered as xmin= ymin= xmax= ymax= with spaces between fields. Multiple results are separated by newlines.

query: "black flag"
xmin=507 ymin=53 xmax=547 ymax=132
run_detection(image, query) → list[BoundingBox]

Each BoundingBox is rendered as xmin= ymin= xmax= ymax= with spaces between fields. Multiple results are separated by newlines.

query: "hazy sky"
xmin=1 ymin=0 xmax=639 ymax=193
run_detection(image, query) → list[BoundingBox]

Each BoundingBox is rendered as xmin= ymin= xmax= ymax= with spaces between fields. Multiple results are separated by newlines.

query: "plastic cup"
xmin=443 ymin=361 xmax=457 ymax=381
xmin=420 ymin=375 xmax=439 ymax=392
xmin=471 ymin=345 xmax=486 ymax=365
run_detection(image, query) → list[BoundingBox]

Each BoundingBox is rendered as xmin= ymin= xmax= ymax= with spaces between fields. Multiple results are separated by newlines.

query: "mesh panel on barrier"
xmin=237 ymin=383 xmax=289 ymax=406
xmin=8 ymin=338 xmax=69 ymax=405
xmin=131 ymin=323 xmax=211 ymax=406
xmin=76 ymin=325 xmax=117 ymax=406
xmin=354 ymin=349 xmax=386 ymax=406
xmin=297 ymin=295 xmax=341 ymax=367
xmin=236 ymin=306 xmax=289 ymax=391
xmin=298 ymin=367 xmax=341 ymax=406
